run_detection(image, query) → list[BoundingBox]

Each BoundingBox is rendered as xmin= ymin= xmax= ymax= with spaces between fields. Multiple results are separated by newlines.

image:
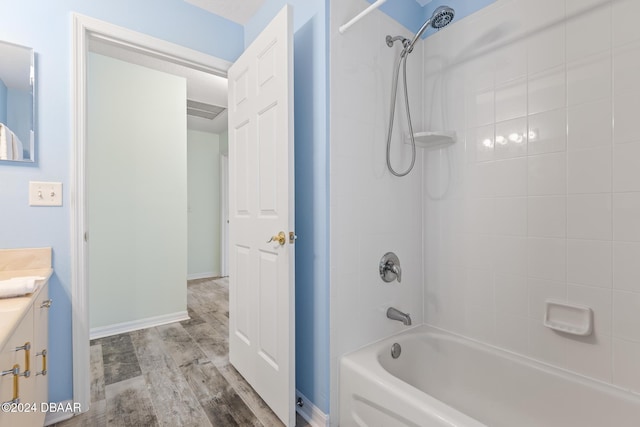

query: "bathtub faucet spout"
xmin=387 ymin=307 xmax=412 ymax=326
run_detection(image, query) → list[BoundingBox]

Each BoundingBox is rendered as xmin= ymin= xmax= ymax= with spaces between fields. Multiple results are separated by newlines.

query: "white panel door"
xmin=227 ymin=5 xmax=295 ymax=426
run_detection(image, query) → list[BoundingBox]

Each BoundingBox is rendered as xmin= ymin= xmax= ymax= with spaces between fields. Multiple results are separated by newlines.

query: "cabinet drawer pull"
xmin=40 ymin=299 xmax=52 ymax=309
xmin=0 ymin=365 xmax=20 ymax=404
xmin=1 ymin=366 xmax=19 ymax=376
xmin=15 ymin=342 xmax=30 ymax=374
xmin=36 ymin=350 xmax=47 ymax=376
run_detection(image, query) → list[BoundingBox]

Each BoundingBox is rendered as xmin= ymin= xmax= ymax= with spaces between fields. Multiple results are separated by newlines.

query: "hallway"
xmin=54 ymin=278 xmax=307 ymax=426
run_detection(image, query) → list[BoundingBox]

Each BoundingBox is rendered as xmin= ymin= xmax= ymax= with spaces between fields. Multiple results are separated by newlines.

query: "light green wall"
xmin=219 ymin=129 xmax=228 ymax=156
xmin=88 ymin=52 xmax=188 ymax=329
xmin=187 ymin=129 xmax=221 ymax=278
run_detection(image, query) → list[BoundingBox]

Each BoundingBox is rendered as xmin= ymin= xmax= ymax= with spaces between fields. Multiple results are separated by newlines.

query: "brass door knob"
xmin=267 ymin=231 xmax=286 ymax=245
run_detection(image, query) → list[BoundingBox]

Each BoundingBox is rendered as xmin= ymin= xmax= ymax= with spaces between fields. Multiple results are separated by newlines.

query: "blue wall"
xmin=7 ymin=88 xmax=32 ymax=147
xmin=0 ymin=0 xmax=242 ymax=404
xmin=368 ymin=0 xmax=498 ymax=37
xmin=0 ymin=79 xmax=7 ymax=124
xmin=246 ymin=0 xmax=330 ymax=414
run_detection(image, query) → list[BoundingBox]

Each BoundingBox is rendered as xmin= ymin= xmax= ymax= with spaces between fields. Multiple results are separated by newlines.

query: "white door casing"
xmin=228 ymin=5 xmax=295 ymax=427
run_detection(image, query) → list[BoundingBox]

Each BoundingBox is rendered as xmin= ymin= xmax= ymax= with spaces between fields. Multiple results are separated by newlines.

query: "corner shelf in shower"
xmin=405 ymin=131 xmax=456 ymax=150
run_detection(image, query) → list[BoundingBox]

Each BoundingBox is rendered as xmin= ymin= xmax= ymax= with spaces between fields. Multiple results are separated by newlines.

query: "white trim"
xmin=43 ymin=400 xmax=75 ymax=426
xmin=220 ymin=153 xmax=229 ymax=277
xmin=296 ymin=390 xmax=329 ymax=427
xmin=187 ymin=272 xmax=220 ymax=280
xmin=89 ymin=311 xmax=189 ymax=340
xmin=72 ymin=12 xmax=231 ymax=412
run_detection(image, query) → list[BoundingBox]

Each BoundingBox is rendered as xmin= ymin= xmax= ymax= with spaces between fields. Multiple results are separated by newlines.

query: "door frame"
xmin=220 ymin=153 xmax=229 ymax=277
xmin=71 ymin=13 xmax=232 ymax=411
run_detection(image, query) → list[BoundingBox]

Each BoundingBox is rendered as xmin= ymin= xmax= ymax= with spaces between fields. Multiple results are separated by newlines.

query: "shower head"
xmin=406 ymin=5 xmax=455 ymax=53
xmin=430 ymin=5 xmax=455 ymax=29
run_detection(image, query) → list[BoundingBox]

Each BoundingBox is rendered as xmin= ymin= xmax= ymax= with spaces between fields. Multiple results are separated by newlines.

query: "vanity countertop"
xmin=0 ymin=248 xmax=53 ymax=350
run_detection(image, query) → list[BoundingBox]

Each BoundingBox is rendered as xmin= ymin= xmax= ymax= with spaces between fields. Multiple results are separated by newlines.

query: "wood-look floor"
xmin=54 ymin=277 xmax=310 ymax=427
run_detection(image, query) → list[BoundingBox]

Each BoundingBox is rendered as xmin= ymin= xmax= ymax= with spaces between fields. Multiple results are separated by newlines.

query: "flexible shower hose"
xmin=386 ymin=48 xmax=416 ymax=177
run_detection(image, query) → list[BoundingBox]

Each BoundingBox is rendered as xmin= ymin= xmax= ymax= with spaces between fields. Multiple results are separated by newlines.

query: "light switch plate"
xmin=29 ymin=181 xmax=63 ymax=206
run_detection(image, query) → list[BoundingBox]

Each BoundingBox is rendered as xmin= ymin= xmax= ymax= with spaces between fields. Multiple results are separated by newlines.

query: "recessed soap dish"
xmin=544 ymin=300 xmax=593 ymax=336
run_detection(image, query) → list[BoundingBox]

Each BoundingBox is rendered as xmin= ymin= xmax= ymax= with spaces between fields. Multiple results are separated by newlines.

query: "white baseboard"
xmin=296 ymin=390 xmax=329 ymax=427
xmin=89 ymin=311 xmax=190 ymax=340
xmin=187 ymin=271 xmax=220 ymax=280
xmin=44 ymin=400 xmax=76 ymax=426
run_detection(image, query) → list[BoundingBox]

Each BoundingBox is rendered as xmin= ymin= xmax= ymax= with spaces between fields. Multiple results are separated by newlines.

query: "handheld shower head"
xmin=406 ymin=5 xmax=455 ymax=53
xmin=430 ymin=5 xmax=455 ymax=29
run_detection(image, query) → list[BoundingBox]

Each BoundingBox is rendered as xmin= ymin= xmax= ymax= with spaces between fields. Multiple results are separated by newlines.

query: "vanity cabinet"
xmin=0 ymin=281 xmax=50 ymax=427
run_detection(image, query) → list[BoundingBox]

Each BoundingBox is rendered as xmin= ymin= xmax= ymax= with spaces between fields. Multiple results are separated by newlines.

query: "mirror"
xmin=0 ymin=40 xmax=34 ymax=163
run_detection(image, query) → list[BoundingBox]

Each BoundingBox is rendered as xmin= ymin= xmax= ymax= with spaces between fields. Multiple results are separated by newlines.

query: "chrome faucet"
xmin=380 ymin=252 xmax=402 ymax=283
xmin=387 ymin=307 xmax=412 ymax=326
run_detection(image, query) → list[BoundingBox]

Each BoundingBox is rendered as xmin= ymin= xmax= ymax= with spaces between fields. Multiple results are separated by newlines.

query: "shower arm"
xmin=406 ymin=18 xmax=431 ymax=53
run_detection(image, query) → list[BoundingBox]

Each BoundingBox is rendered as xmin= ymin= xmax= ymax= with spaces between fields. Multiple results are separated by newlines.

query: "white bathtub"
xmin=340 ymin=325 xmax=640 ymax=426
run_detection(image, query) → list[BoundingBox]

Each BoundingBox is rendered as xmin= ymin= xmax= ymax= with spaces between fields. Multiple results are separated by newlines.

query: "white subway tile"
xmin=467 ymin=125 xmax=495 ymax=163
xmin=494 ymin=157 xmax=528 ymax=197
xmin=466 ymin=89 xmax=495 ymax=128
xmin=565 ymin=332 xmax=612 ymax=382
xmin=613 ymin=142 xmax=640 ymax=192
xmin=528 ymin=196 xmax=567 ymax=238
xmin=527 ymin=27 xmax=566 ymax=75
xmin=613 ymin=0 xmax=640 ymax=47
xmin=529 ymin=277 xmax=567 ymax=320
xmin=528 ymin=319 xmax=568 ymax=367
xmin=613 ymin=93 xmax=640 ymax=145
xmin=465 ymin=305 xmax=496 ymax=344
xmin=465 ymin=268 xmax=494 ymax=309
xmin=613 ymin=41 xmax=640 ymax=97
xmin=613 ymin=338 xmax=640 ymax=393
xmin=464 ymin=55 xmax=494 ymax=93
xmin=527 ymin=237 xmax=567 ymax=282
xmin=568 ymin=99 xmax=613 ymax=151
xmin=495 ymin=274 xmax=529 ymax=316
xmin=567 ymin=193 xmax=612 ymax=240
xmin=567 ymin=146 xmax=612 ymax=194
xmin=496 ymin=313 xmax=529 ymax=355
xmin=613 ymin=192 xmax=640 ymax=241
xmin=494 ymin=236 xmax=528 ymax=276
xmin=495 ymin=118 xmax=528 ymax=159
xmin=465 ymin=233 xmax=495 ymax=271
xmin=613 ymin=290 xmax=640 ymax=342
xmin=528 ymin=152 xmax=567 ymax=196
xmin=528 ymin=67 xmax=566 ymax=115
xmin=465 ymin=197 xmax=495 ymax=234
xmin=467 ymin=161 xmax=496 ymax=198
xmin=528 ymin=109 xmax=567 ymax=155
xmin=494 ymin=197 xmax=527 ymax=237
xmin=613 ymin=241 xmax=640 ymax=293
xmin=568 ymin=283 xmax=613 ymax=335
xmin=566 ymin=0 xmax=611 ymax=61
xmin=494 ymin=42 xmax=527 ymax=86
xmin=567 ymin=239 xmax=613 ymax=289
xmin=495 ymin=79 xmax=527 ymax=123
xmin=567 ymin=52 xmax=612 ymax=106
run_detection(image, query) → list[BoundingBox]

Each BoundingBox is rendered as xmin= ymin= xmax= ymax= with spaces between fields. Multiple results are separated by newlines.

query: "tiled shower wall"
xmin=329 ymin=0 xmax=425 ymax=421
xmin=423 ymin=0 xmax=640 ymax=392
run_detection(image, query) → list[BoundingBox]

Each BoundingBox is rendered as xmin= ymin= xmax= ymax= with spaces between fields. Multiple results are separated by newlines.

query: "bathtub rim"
xmin=341 ymin=323 xmax=640 ymax=405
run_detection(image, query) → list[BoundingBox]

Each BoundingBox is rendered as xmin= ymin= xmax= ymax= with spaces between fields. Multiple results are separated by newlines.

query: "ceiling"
xmin=184 ymin=0 xmax=266 ymax=24
xmin=89 ymin=37 xmax=229 ymax=134
xmin=183 ymin=0 xmax=433 ymax=25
